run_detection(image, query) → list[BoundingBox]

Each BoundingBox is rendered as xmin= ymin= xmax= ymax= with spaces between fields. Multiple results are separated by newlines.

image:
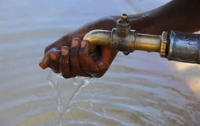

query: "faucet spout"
xmin=83 ymin=29 xmax=112 ymax=53
xmin=83 ymin=13 xmax=166 ymax=55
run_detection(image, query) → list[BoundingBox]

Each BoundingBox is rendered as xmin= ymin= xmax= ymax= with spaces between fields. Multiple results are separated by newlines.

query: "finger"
xmin=100 ymin=46 xmax=117 ymax=67
xmin=95 ymin=46 xmax=117 ymax=76
xmin=95 ymin=59 xmax=108 ymax=77
xmin=49 ymin=50 xmax=60 ymax=73
xmin=39 ymin=48 xmax=60 ymax=73
xmin=96 ymin=59 xmax=107 ymax=71
xmin=39 ymin=48 xmax=58 ymax=69
xmin=70 ymin=38 xmax=90 ymax=77
xmin=39 ymin=53 xmax=50 ymax=69
xmin=79 ymin=40 xmax=99 ymax=77
xmin=59 ymin=46 xmax=74 ymax=78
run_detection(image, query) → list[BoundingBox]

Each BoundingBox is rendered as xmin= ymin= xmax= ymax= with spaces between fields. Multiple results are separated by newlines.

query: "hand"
xmin=39 ymin=17 xmax=118 ymax=78
xmin=40 ymin=0 xmax=200 ymax=78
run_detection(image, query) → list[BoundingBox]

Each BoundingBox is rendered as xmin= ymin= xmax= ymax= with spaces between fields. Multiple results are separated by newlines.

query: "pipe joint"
xmin=111 ymin=28 xmax=135 ymax=52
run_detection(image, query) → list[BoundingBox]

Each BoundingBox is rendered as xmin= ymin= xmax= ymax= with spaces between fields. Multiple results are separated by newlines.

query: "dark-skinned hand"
xmin=39 ymin=17 xmax=118 ymax=78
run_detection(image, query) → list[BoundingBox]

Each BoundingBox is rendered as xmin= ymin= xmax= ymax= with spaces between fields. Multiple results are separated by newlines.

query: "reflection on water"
xmin=1 ymin=0 xmax=200 ymax=126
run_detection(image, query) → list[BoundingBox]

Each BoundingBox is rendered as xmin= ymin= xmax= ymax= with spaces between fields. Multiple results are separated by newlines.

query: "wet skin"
xmin=39 ymin=0 xmax=200 ymax=78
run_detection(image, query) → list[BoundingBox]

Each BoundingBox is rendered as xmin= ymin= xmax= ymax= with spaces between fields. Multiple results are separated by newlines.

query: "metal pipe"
xmin=134 ymin=33 xmax=161 ymax=52
xmin=167 ymin=31 xmax=200 ymax=63
xmin=83 ymin=30 xmax=112 ymax=52
xmin=83 ymin=28 xmax=164 ymax=53
xmin=83 ymin=14 xmax=200 ymax=64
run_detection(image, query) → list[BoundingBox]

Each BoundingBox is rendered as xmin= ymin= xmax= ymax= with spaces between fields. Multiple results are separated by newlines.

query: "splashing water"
xmin=47 ymin=71 xmax=92 ymax=125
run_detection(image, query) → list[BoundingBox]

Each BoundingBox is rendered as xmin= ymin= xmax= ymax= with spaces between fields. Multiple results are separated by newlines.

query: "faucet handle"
xmin=116 ymin=13 xmax=131 ymax=37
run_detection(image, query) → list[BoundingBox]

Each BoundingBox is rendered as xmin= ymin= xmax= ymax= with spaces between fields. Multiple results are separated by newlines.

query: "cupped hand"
xmin=39 ymin=17 xmax=118 ymax=78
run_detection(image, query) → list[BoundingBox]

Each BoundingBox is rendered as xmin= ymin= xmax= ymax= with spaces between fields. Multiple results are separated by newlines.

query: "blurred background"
xmin=0 ymin=0 xmax=200 ymax=126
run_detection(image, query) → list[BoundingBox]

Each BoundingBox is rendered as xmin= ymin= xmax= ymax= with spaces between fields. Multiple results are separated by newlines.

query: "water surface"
xmin=0 ymin=0 xmax=200 ymax=126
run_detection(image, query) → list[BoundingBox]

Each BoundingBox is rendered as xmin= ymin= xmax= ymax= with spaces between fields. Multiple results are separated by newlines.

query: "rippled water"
xmin=1 ymin=0 xmax=200 ymax=126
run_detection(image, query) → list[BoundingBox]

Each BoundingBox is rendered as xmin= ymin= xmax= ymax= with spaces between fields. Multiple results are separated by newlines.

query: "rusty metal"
xmin=168 ymin=31 xmax=200 ymax=63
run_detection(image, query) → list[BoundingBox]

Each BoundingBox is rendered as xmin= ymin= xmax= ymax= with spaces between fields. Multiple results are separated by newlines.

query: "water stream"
xmin=48 ymin=72 xmax=92 ymax=126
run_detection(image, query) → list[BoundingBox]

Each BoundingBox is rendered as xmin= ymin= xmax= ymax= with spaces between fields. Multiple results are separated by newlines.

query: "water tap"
xmin=83 ymin=14 xmax=200 ymax=64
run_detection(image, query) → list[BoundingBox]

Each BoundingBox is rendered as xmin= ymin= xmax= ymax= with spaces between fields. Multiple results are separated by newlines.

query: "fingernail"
xmin=50 ymin=52 xmax=58 ymax=60
xmin=39 ymin=61 xmax=47 ymax=69
xmin=61 ymin=46 xmax=69 ymax=56
xmin=81 ymin=41 xmax=86 ymax=48
xmin=71 ymin=39 xmax=79 ymax=47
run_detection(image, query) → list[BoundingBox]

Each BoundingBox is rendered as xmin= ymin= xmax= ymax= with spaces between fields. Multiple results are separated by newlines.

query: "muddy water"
xmin=1 ymin=0 xmax=200 ymax=126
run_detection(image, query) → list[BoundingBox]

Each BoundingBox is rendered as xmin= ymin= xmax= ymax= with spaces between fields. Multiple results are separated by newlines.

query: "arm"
xmin=109 ymin=0 xmax=200 ymax=34
xmin=40 ymin=0 xmax=200 ymax=78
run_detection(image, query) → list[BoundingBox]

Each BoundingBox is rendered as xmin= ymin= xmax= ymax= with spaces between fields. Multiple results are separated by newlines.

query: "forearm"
xmin=113 ymin=0 xmax=200 ymax=34
xmin=47 ymin=0 xmax=200 ymax=51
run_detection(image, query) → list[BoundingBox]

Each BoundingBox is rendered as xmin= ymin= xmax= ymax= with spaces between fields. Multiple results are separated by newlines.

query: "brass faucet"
xmin=83 ymin=14 xmax=168 ymax=57
xmin=83 ymin=14 xmax=200 ymax=64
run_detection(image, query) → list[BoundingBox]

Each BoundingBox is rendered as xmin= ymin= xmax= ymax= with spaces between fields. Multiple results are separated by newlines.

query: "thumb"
xmin=100 ymin=46 xmax=118 ymax=66
xmin=94 ymin=46 xmax=117 ymax=74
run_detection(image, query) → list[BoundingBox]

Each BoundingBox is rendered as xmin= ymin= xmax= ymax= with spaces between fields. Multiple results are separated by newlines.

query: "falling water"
xmin=48 ymin=71 xmax=92 ymax=125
